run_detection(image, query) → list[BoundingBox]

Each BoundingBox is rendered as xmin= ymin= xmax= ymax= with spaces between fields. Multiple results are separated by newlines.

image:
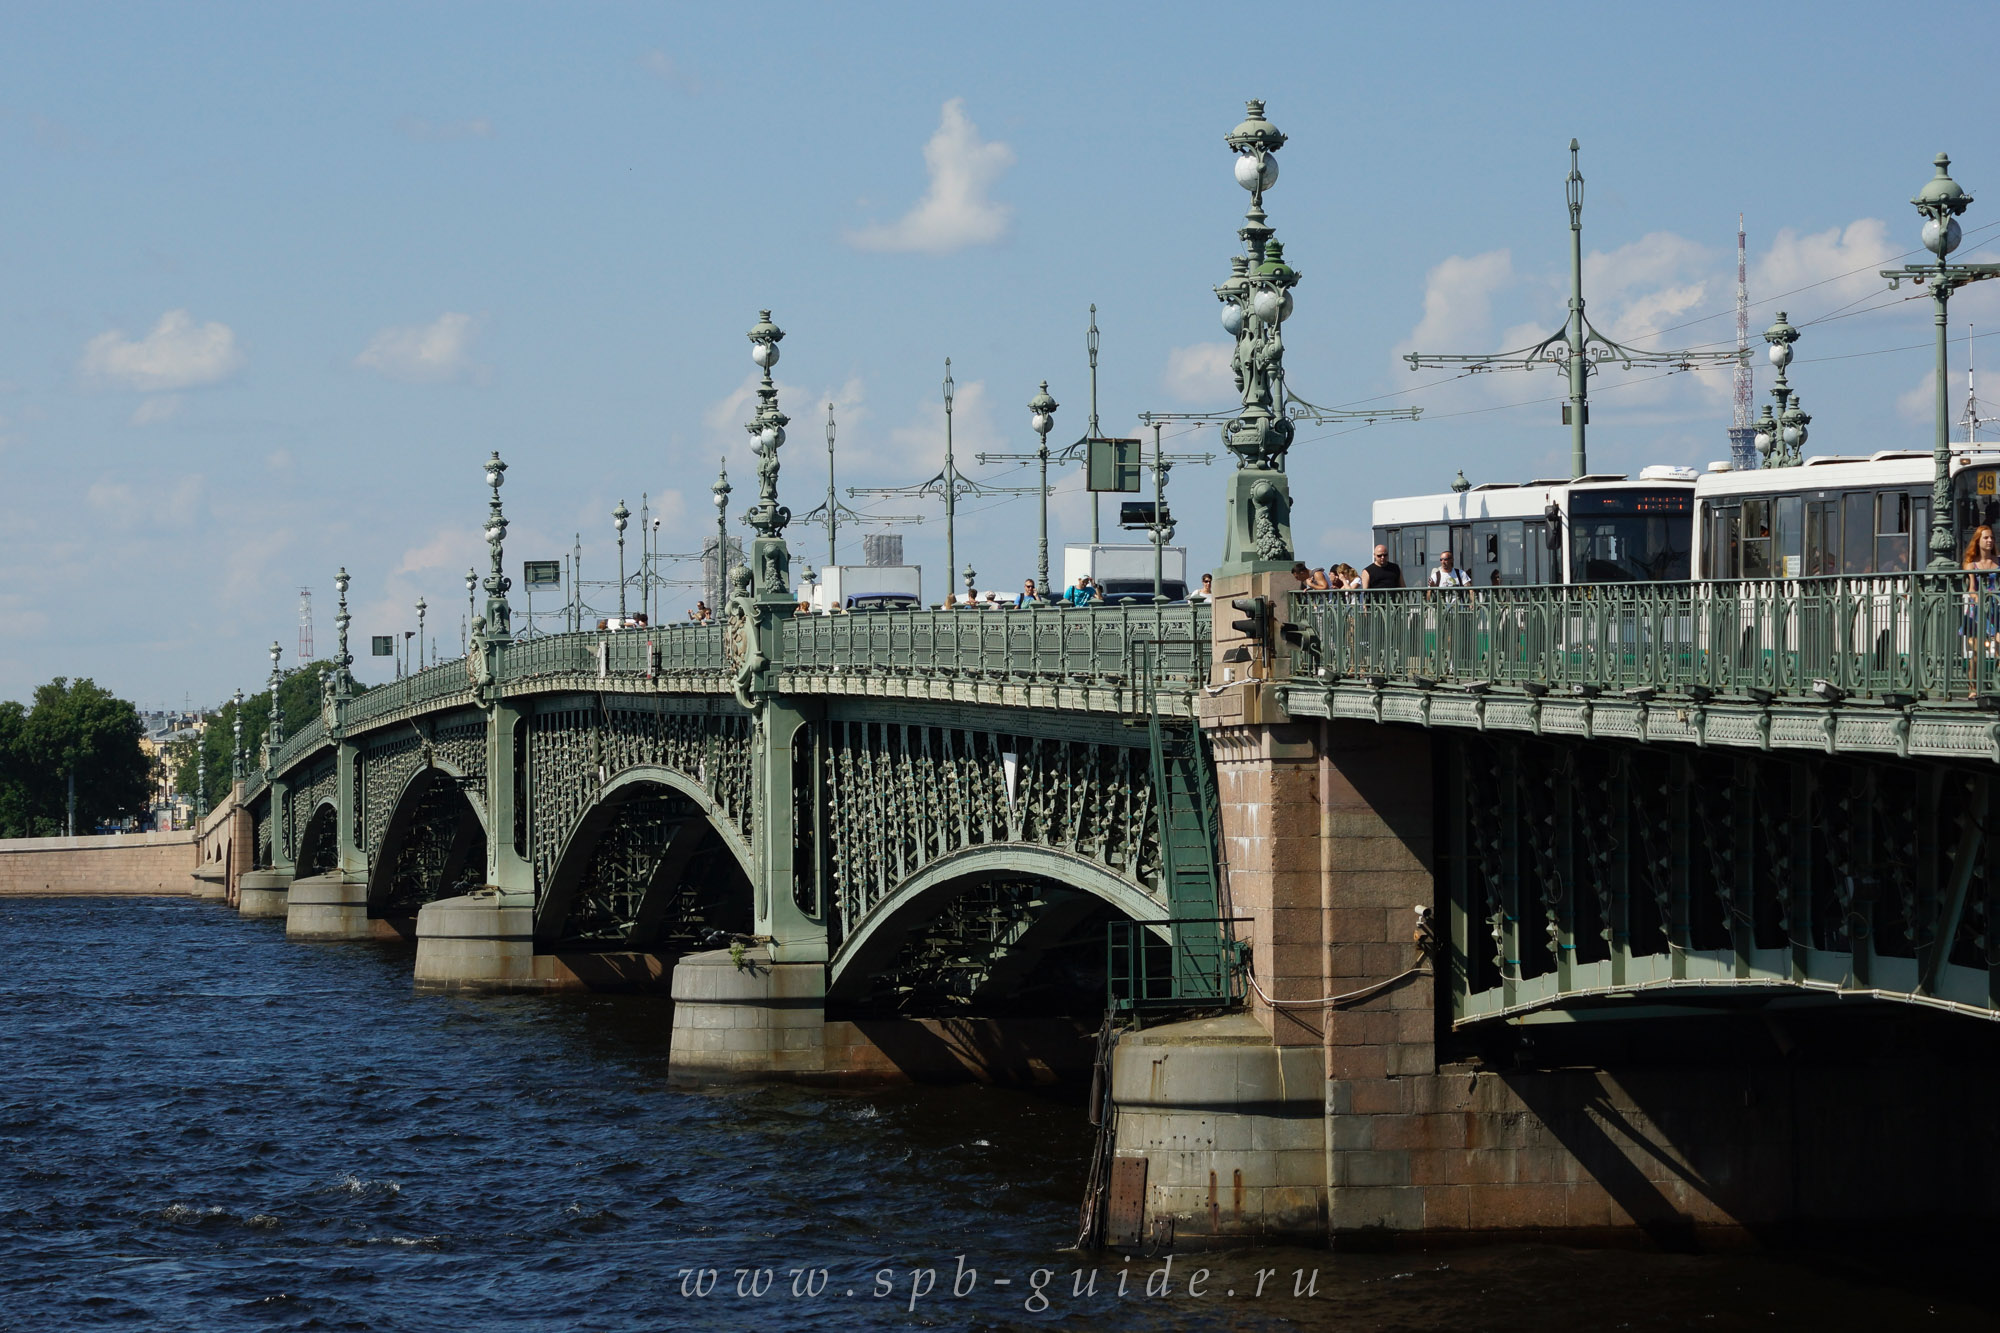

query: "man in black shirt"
xmin=1359 ymin=544 xmax=1403 ymax=590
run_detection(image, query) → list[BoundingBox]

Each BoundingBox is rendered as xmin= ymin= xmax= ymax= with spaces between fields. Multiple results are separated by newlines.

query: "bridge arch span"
xmin=367 ymin=759 xmax=488 ymax=920
xmin=534 ymin=765 xmax=754 ymax=949
xmin=293 ymin=800 xmax=339 ymax=878
xmin=826 ymin=844 xmax=1166 ymax=1003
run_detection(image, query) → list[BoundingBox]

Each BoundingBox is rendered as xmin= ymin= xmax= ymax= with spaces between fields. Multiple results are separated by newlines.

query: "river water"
xmin=0 ymin=896 xmax=1991 ymax=1331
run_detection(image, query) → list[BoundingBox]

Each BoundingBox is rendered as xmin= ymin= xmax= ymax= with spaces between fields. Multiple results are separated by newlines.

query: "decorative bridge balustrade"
xmin=780 ymin=603 xmax=1210 ymax=702
xmin=1282 ymin=577 xmax=2000 ymax=761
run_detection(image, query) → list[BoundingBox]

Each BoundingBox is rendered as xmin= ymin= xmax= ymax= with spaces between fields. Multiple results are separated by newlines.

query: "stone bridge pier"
xmin=1107 ymin=566 xmax=2000 ymax=1251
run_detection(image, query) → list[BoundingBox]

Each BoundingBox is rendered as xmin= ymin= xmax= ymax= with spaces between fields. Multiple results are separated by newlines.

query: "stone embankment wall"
xmin=0 ymin=830 xmax=206 ymax=896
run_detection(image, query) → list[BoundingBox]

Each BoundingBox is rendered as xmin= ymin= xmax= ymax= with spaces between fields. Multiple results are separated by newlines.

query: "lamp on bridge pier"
xmin=414 ymin=597 xmax=427 ymax=670
xmin=481 ymin=452 xmax=513 ymax=642
xmin=1214 ymin=99 xmax=1300 ymax=572
xmin=612 ymin=499 xmax=630 ymax=623
xmin=964 ymin=562 xmax=977 ymax=602
xmin=463 ymin=568 xmax=475 ymax=654
xmin=334 ymin=567 xmax=353 ymax=697
xmin=1880 ymin=153 xmax=2000 ymax=569
xmin=1754 ymin=312 xmax=1807 ymax=468
xmin=742 ymin=310 xmax=794 ymax=604
xmin=266 ymin=641 xmax=284 ymax=764
xmin=711 ymin=461 xmax=731 ymax=615
xmin=230 ymin=688 xmax=244 ymax=782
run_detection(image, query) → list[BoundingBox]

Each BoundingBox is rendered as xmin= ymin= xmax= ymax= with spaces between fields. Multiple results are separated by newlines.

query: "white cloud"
xmin=1898 ymin=368 xmax=1972 ymax=424
xmin=131 ymin=394 xmax=183 ymax=426
xmin=355 ymin=313 xmax=481 ymax=383
xmin=1393 ymin=250 xmax=1515 ymax=362
xmin=396 ymin=527 xmax=485 ymax=576
xmin=845 ymin=99 xmax=1014 ymax=255
xmin=397 ymin=116 xmax=494 ymax=141
xmin=1162 ymin=343 xmax=1234 ymax=404
xmin=1752 ymin=218 xmax=1896 ymax=311
xmin=81 ymin=310 xmax=244 ymax=391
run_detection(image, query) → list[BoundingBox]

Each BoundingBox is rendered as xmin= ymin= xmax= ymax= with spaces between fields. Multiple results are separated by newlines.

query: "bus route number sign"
xmin=1978 ymin=472 xmax=1996 ymax=497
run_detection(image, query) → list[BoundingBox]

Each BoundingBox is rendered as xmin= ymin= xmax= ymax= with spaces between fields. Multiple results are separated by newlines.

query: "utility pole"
xmin=850 ymin=359 xmax=1031 ymax=604
xmin=799 ymin=402 xmax=917 ymax=572
xmin=1406 ymin=140 xmax=1744 ymax=479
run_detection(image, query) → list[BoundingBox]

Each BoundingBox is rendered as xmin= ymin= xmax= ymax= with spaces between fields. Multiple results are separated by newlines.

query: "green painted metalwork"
xmin=1107 ymin=917 xmax=1249 ymax=1015
xmin=1879 ymin=153 xmax=2000 ymax=568
xmin=1442 ymin=731 xmax=2000 ymax=1024
xmin=780 ymin=603 xmax=1208 ymax=689
xmin=1289 ymin=577 xmax=2000 ymax=706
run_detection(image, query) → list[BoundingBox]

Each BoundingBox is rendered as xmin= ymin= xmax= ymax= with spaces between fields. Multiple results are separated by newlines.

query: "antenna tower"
xmin=1727 ymin=214 xmax=1759 ymax=469
xmin=297 ymin=587 xmax=314 ymax=661
xmin=1968 ymin=324 xmax=1984 ymax=446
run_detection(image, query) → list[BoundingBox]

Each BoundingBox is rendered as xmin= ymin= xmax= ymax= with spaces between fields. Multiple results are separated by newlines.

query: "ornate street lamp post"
xmin=613 ymin=499 xmax=630 ymax=624
xmin=464 ymin=568 xmax=476 ymax=653
xmin=334 ymin=568 xmax=354 ymax=696
xmin=963 ymin=562 xmax=977 ymax=602
xmin=415 ymin=597 xmax=427 ymax=669
xmin=1213 ymin=100 xmax=1300 ymax=571
xmin=481 ymin=452 xmax=513 ymax=641
xmin=1881 ymin=154 xmax=2000 ymax=568
xmin=265 ymin=641 xmax=284 ymax=763
xmin=1753 ymin=312 xmax=1809 ymax=469
xmin=712 ymin=462 xmax=731 ymax=615
xmin=976 ymin=383 xmax=1060 ymax=601
xmin=230 ymin=688 xmax=244 ymax=781
xmin=741 ymin=310 xmax=795 ymax=604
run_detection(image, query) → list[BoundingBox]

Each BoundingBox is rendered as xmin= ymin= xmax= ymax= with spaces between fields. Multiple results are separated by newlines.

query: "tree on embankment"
xmin=0 ymin=678 xmax=151 ymax=837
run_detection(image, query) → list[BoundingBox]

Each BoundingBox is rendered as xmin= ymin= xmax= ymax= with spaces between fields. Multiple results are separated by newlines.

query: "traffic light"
xmin=1223 ymin=595 xmax=1270 ymax=663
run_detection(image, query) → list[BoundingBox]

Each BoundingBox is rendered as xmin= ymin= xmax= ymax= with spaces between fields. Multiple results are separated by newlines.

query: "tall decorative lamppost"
xmin=196 ymin=744 xmax=207 ymax=819
xmin=1881 ymin=154 xmax=2000 ymax=568
xmin=265 ymin=641 xmax=284 ymax=765
xmin=741 ymin=311 xmax=794 ymax=604
xmin=481 ymin=452 xmax=513 ymax=641
xmin=613 ymin=499 xmax=630 ymax=623
xmin=464 ymin=568 xmax=476 ymax=652
xmin=1213 ymin=99 xmax=1299 ymax=571
xmin=230 ymin=688 xmax=245 ymax=781
xmin=334 ymin=568 xmax=355 ymax=696
xmin=712 ymin=461 xmax=731 ymax=615
xmin=415 ymin=597 xmax=427 ymax=669
xmin=979 ymin=383 xmax=1060 ymax=601
xmin=1752 ymin=312 xmax=1808 ymax=469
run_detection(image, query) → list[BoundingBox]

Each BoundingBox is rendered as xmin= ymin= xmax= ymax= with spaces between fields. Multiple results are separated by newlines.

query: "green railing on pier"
xmin=1289 ymin=574 xmax=2000 ymax=703
xmin=781 ymin=603 xmax=1210 ymax=688
xmin=268 ymin=717 xmax=327 ymax=775
xmin=1107 ymin=917 xmax=1249 ymax=1016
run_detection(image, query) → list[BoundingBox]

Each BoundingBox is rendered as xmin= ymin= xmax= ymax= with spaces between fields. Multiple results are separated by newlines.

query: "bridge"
xmin=207 ymin=102 xmax=2000 ymax=1250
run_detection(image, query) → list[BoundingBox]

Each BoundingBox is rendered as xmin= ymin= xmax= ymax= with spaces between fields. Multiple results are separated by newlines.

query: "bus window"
xmin=1402 ymin=527 xmax=1427 ymax=574
xmin=1876 ymin=491 xmax=1911 ymax=573
xmin=1451 ymin=525 xmax=1473 ymax=573
xmin=1500 ymin=524 xmax=1524 ymax=583
xmin=1842 ymin=492 xmax=1873 ymax=573
xmin=1740 ymin=498 xmax=1773 ymax=578
xmin=1774 ymin=496 xmax=1803 ymax=578
xmin=1709 ymin=506 xmax=1741 ymax=579
xmin=1526 ymin=522 xmax=1548 ymax=583
xmin=1805 ymin=500 xmax=1838 ymax=576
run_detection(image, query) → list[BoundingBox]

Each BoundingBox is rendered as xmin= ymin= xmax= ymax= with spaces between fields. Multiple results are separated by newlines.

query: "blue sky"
xmin=4 ymin=1 xmax=1998 ymax=709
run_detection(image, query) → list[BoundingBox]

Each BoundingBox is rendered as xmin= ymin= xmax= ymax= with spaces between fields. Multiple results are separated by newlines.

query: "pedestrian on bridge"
xmin=1359 ymin=545 xmax=1403 ymax=591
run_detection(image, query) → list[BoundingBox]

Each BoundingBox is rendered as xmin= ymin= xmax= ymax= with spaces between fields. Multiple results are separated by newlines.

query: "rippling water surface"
xmin=1 ymin=897 xmax=1992 ymax=1331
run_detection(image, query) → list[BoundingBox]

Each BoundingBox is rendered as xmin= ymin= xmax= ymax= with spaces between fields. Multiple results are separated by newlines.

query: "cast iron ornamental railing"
xmin=254 ymin=608 xmax=1205 ymax=795
xmin=1287 ymin=574 xmax=2000 ymax=703
xmin=781 ymin=602 xmax=1210 ymax=688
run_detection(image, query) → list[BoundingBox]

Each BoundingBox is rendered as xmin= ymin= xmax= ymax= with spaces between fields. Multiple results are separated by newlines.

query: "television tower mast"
xmin=1728 ymin=215 xmax=1758 ymax=470
xmin=298 ymin=587 xmax=314 ymax=661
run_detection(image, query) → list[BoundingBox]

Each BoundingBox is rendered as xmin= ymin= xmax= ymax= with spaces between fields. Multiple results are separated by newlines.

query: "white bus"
xmin=1370 ymin=466 xmax=1697 ymax=587
xmin=1693 ymin=448 xmax=2000 ymax=579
